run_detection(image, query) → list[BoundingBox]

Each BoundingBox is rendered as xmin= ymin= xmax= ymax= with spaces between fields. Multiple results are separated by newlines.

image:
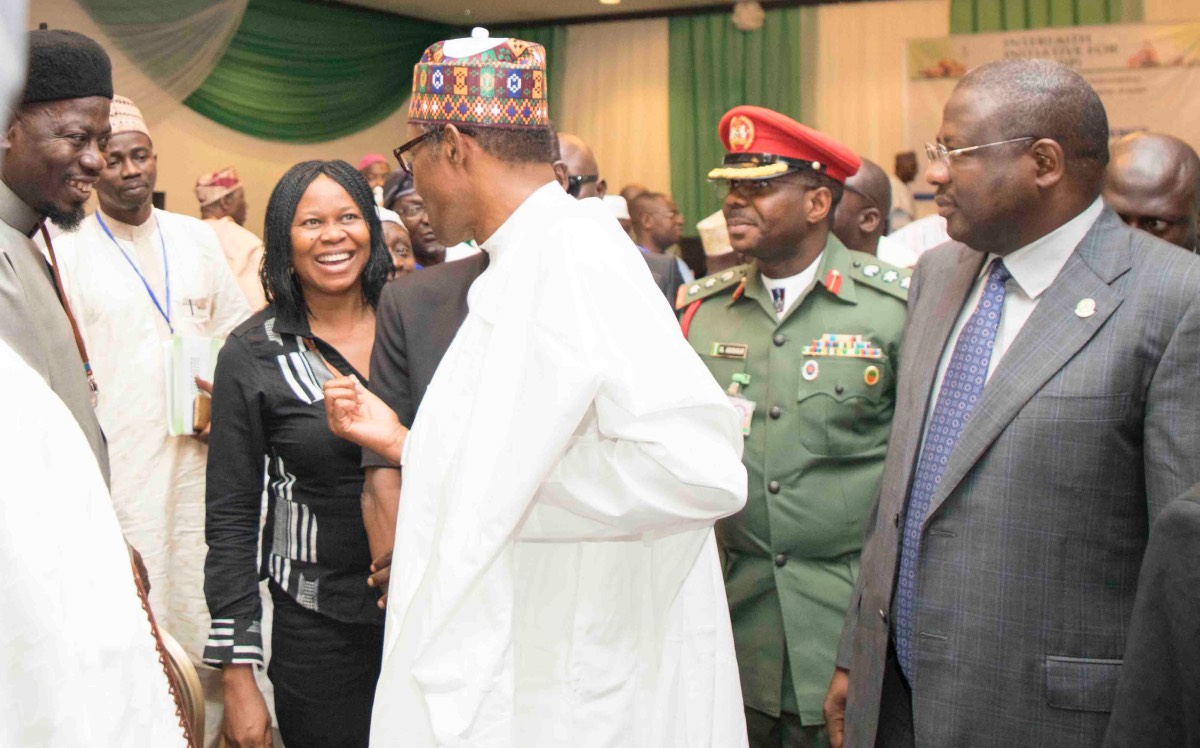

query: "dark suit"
xmin=838 ymin=208 xmax=1200 ymax=747
xmin=1104 ymin=488 xmax=1200 ymax=748
xmin=362 ymin=253 xmax=487 ymax=467
xmin=642 ymin=251 xmax=684 ymax=305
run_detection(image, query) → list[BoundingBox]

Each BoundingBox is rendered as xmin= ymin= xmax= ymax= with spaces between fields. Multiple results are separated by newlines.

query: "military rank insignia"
xmin=801 ymin=333 xmax=884 ymax=359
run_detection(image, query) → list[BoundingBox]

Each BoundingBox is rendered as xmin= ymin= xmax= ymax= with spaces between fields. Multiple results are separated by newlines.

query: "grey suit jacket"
xmin=642 ymin=251 xmax=685 ymax=305
xmin=838 ymin=208 xmax=1200 ymax=747
xmin=1103 ymin=488 xmax=1200 ymax=748
xmin=0 ymin=180 xmax=109 ymax=484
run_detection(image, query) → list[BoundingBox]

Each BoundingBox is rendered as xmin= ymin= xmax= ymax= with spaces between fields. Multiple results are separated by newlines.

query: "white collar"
xmin=989 ymin=196 xmax=1103 ymax=299
xmin=99 ymin=208 xmax=159 ymax=243
xmin=478 ymin=181 xmax=567 ymax=261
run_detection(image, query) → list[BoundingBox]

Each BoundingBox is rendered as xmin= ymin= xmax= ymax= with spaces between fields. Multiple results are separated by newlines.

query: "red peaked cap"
xmin=716 ymin=105 xmax=861 ymax=184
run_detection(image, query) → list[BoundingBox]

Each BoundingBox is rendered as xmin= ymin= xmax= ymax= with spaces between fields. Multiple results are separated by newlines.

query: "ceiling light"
xmin=600 ymin=0 xmax=621 ymax=5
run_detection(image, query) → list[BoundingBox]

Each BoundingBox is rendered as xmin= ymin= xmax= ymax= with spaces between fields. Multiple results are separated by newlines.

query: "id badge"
xmin=728 ymin=395 xmax=756 ymax=437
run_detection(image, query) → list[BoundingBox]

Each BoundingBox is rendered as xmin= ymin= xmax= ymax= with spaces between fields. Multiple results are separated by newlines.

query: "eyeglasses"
xmin=924 ymin=136 xmax=1037 ymax=164
xmin=395 ymin=203 xmax=426 ymax=219
xmin=392 ymin=125 xmax=476 ymax=177
xmin=393 ymin=130 xmax=436 ymax=178
xmin=566 ymin=174 xmax=599 ymax=197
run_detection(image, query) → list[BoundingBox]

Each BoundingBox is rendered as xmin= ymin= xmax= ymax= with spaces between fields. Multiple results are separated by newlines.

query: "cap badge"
xmin=728 ymin=115 xmax=755 ymax=152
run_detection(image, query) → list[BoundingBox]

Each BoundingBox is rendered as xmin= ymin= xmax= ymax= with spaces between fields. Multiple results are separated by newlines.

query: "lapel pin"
xmin=1075 ymin=298 xmax=1096 ymax=318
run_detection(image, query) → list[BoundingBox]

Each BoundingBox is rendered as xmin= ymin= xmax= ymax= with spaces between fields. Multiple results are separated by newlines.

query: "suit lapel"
xmin=925 ymin=210 xmax=1132 ymax=521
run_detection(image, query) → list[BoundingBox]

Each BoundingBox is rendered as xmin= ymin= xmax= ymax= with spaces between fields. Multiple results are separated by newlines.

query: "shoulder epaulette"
xmin=847 ymin=251 xmax=911 ymax=302
xmin=675 ymin=263 xmax=752 ymax=310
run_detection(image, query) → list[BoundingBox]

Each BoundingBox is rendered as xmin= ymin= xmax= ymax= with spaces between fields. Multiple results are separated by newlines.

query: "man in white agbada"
xmin=325 ymin=34 xmax=749 ymax=747
xmin=45 ymin=95 xmax=250 ymax=744
xmin=0 ymin=339 xmax=188 ymax=746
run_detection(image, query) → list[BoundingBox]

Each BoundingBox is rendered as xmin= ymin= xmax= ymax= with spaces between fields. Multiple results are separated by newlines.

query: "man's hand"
xmin=192 ymin=376 xmax=213 ymax=443
xmin=221 ymin=665 xmax=273 ymax=747
xmin=323 ymin=375 xmax=407 ymax=462
xmin=128 ymin=544 xmax=150 ymax=594
xmin=824 ymin=667 xmax=850 ymax=748
xmin=368 ymin=550 xmax=392 ymax=609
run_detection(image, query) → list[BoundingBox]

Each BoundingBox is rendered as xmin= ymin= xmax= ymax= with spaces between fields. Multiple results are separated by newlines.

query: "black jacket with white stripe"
xmin=203 ymin=305 xmax=384 ymax=669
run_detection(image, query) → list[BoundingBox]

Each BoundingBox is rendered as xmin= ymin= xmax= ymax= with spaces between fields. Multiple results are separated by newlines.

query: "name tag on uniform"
xmin=711 ymin=342 xmax=749 ymax=359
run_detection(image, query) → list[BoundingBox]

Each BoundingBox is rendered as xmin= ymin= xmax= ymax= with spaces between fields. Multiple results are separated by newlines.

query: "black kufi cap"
xmin=21 ymin=29 xmax=113 ymax=105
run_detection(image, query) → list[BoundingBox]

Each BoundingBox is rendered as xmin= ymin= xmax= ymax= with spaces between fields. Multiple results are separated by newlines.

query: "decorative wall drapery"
xmin=949 ymin=0 xmax=1142 ymax=32
xmin=75 ymin=0 xmax=248 ymax=122
xmin=182 ymin=0 xmax=452 ymax=143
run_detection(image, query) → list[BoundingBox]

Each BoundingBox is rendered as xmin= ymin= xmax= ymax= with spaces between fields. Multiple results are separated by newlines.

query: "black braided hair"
xmin=260 ymin=160 xmax=391 ymax=318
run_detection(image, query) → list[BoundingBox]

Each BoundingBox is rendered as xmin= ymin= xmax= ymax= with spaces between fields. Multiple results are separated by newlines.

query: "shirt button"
xmin=768 ymin=480 xmax=781 ymax=494
xmin=768 ymin=405 xmax=782 ymax=419
xmin=774 ymin=553 xmax=788 ymax=568
xmin=773 ymin=333 xmax=786 ymax=347
xmin=835 ymin=384 xmax=845 ymax=395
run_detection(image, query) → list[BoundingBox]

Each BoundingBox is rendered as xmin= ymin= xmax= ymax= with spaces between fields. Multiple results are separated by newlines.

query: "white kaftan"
xmin=370 ymin=182 xmax=749 ymax=747
xmin=48 ymin=209 xmax=251 ymax=743
xmin=0 ymin=340 xmax=187 ymax=747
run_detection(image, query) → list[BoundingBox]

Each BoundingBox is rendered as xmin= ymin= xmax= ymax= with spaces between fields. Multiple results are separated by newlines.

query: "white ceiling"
xmin=344 ymin=0 xmax=733 ymax=26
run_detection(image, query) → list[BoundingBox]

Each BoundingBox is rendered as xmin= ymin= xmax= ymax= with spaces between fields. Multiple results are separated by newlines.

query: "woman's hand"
xmin=221 ymin=665 xmax=273 ymax=748
xmin=323 ymin=375 xmax=407 ymax=463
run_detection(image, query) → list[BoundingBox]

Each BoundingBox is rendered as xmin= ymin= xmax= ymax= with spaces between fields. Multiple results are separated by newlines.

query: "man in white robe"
xmin=46 ymin=96 xmax=250 ymax=745
xmin=0 ymin=338 xmax=188 ymax=747
xmin=326 ymin=34 xmax=749 ymax=747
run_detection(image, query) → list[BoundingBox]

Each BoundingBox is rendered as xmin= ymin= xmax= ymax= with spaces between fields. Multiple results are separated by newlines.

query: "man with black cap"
xmin=679 ymin=105 xmax=910 ymax=747
xmin=0 ymin=28 xmax=190 ymax=746
xmin=1 ymin=27 xmax=111 ymax=483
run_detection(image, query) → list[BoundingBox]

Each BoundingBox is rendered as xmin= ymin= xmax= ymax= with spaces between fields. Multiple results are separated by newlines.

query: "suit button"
xmin=835 ymin=384 xmax=845 ymax=395
xmin=768 ymin=405 xmax=782 ymax=419
xmin=774 ymin=553 xmax=788 ymax=568
xmin=893 ymin=512 xmax=900 ymax=527
xmin=773 ymin=333 xmax=786 ymax=346
xmin=768 ymin=480 xmax=781 ymax=494
xmin=879 ymin=609 xmax=889 ymax=624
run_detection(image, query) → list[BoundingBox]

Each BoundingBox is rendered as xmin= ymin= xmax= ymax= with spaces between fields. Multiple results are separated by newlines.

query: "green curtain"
xmin=185 ymin=0 xmax=453 ymax=143
xmin=497 ymin=25 xmax=568 ymax=126
xmin=950 ymin=0 xmax=1142 ymax=32
xmin=668 ymin=8 xmax=813 ymax=237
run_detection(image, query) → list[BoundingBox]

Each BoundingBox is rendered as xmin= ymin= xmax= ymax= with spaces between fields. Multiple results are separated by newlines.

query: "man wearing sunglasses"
xmin=327 ymin=33 xmax=749 ymax=748
xmin=826 ymin=58 xmax=1200 ymax=748
xmin=679 ymin=105 xmax=910 ymax=748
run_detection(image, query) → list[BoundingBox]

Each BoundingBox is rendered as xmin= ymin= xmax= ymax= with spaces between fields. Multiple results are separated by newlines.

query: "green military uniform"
xmin=680 ymin=234 xmax=909 ymax=734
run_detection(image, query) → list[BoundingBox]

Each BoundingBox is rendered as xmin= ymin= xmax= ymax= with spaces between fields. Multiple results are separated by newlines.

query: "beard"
xmin=42 ymin=202 xmax=87 ymax=231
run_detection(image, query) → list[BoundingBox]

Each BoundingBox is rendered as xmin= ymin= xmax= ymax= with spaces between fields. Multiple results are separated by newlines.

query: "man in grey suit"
xmin=1 ymin=29 xmax=111 ymax=483
xmin=823 ymin=59 xmax=1200 ymax=747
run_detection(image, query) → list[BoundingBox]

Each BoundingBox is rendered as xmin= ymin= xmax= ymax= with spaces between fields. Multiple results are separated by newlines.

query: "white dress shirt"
xmin=761 ymin=252 xmax=823 ymax=319
xmin=924 ymin=197 xmax=1104 ymax=438
xmin=373 ymin=182 xmax=748 ymax=747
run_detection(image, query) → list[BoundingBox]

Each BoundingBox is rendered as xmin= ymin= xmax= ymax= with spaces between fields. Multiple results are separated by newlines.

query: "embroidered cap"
xmin=194 ymin=167 xmax=242 ymax=207
xmin=708 ymin=105 xmax=860 ymax=183
xmin=110 ymin=95 xmax=150 ymax=139
xmin=409 ymin=28 xmax=549 ymax=129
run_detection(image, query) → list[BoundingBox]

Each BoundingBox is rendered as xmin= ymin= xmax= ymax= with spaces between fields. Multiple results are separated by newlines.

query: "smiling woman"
xmin=203 ymin=160 xmax=395 ymax=748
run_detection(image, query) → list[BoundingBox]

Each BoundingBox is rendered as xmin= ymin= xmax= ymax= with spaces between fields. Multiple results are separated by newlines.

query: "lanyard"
xmin=40 ymin=222 xmax=99 ymax=406
xmin=96 ymin=211 xmax=173 ymax=334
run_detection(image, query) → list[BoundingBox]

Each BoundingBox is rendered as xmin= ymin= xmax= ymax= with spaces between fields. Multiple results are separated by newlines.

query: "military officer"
xmin=679 ymin=105 xmax=909 ymax=748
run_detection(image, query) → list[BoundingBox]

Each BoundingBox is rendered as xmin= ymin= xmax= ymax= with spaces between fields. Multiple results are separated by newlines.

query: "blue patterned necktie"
xmin=895 ymin=257 xmax=1011 ymax=679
